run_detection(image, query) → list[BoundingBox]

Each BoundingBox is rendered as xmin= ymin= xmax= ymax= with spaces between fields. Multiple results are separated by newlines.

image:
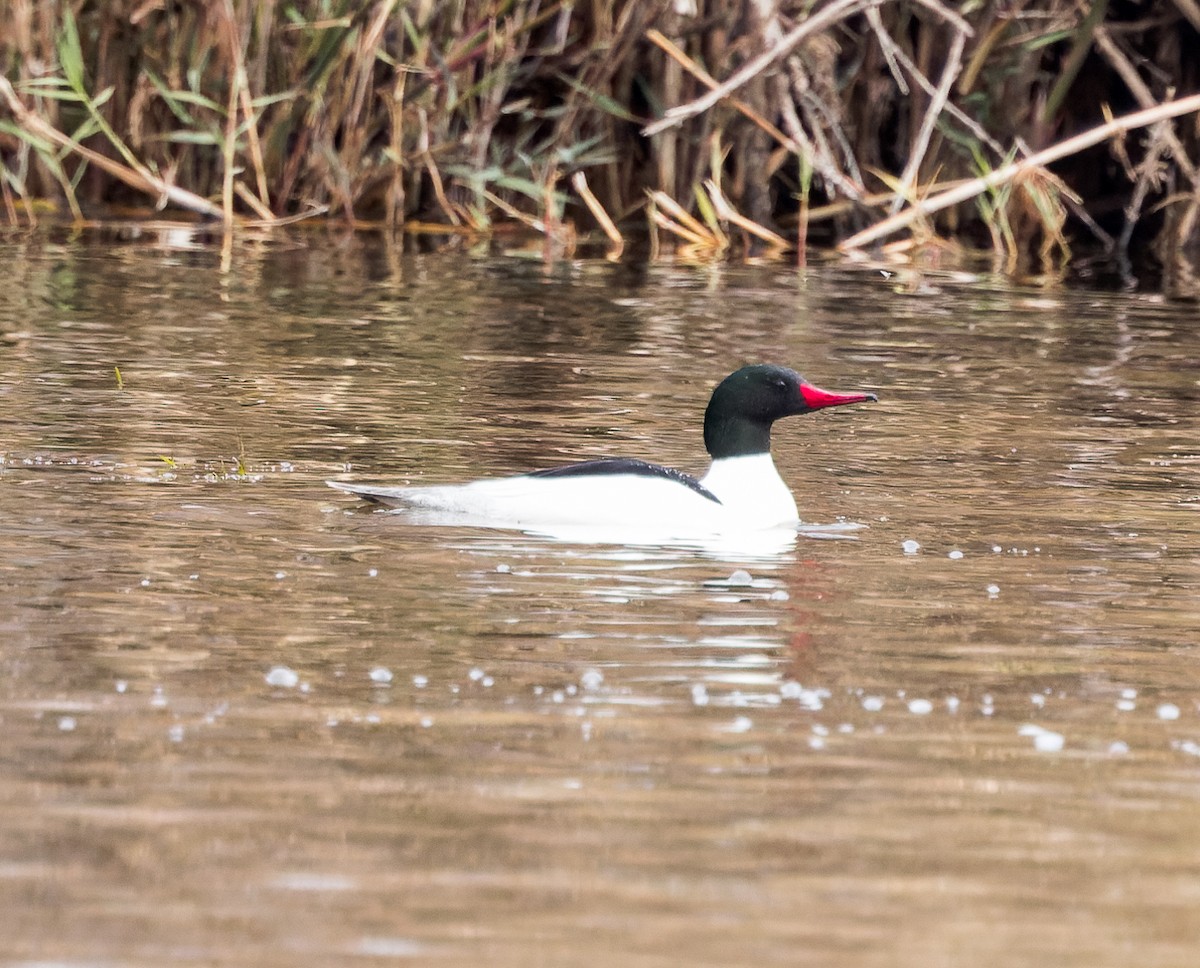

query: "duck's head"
xmin=703 ymin=364 xmax=877 ymax=459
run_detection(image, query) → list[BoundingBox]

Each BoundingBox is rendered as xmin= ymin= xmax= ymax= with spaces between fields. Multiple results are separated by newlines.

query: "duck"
xmin=328 ymin=364 xmax=876 ymax=536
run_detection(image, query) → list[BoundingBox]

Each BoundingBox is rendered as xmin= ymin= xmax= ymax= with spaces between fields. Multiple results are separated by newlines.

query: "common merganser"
xmin=328 ymin=364 xmax=876 ymax=535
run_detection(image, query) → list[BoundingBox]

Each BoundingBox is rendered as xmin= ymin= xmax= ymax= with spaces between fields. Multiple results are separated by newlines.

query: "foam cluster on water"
xmin=65 ymin=656 xmax=1200 ymax=762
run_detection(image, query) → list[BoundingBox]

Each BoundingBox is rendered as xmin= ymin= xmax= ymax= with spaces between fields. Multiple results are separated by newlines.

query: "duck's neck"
xmin=703 ymin=415 xmax=773 ymax=460
xmin=699 ymin=453 xmax=799 ymax=526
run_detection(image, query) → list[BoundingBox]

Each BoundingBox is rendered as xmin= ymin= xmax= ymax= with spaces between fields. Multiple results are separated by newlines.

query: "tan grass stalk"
xmin=483 ymin=189 xmax=545 ymax=232
xmin=418 ymin=107 xmax=461 ymax=226
xmin=868 ymin=24 xmax=1005 ymax=158
xmin=220 ymin=43 xmax=238 ymax=225
xmin=646 ymin=190 xmax=719 ymax=248
xmin=643 ymin=0 xmax=877 ymax=137
xmin=648 ymin=0 xmax=873 ymax=137
xmin=542 ymin=165 xmax=565 ymax=261
xmin=648 ymin=207 xmax=715 ymax=248
xmin=1042 ymin=0 xmax=1109 ymax=125
xmin=775 ymin=73 xmax=864 ymax=201
xmin=704 ymin=180 xmax=790 ymax=248
xmin=571 ymin=170 xmax=623 ymax=249
xmin=1 ymin=168 xmax=20 ymax=225
xmin=386 ymin=69 xmax=409 ymax=230
xmin=840 ymin=94 xmax=1200 ymax=251
xmin=1094 ymin=27 xmax=1197 ymax=184
xmin=865 ymin=5 xmax=909 ymax=95
xmin=217 ymin=0 xmax=270 ymax=212
xmin=805 ymin=181 xmax=971 ymax=223
xmin=887 ymin=26 xmax=967 ymax=216
xmin=647 ymin=189 xmax=717 ymax=242
xmin=238 ymin=73 xmax=270 ymax=211
xmin=0 ymin=77 xmax=224 ymax=220
xmin=1172 ymin=0 xmax=1200 ymax=32
xmin=244 ymin=204 xmax=329 ymax=227
xmin=643 ymin=0 xmax=970 ymax=138
xmin=645 ymin=29 xmax=794 ymax=155
xmin=234 ymin=181 xmax=275 ymax=221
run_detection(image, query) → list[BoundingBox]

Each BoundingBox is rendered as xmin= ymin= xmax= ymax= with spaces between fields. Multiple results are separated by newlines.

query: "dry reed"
xmin=0 ymin=1 xmax=1198 ymax=285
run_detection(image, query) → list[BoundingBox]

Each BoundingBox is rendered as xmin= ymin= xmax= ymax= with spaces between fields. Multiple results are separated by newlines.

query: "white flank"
xmin=329 ymin=453 xmax=799 ymax=537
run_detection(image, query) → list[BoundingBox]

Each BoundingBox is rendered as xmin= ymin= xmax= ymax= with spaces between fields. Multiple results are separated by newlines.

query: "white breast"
xmin=699 ymin=454 xmax=799 ymax=527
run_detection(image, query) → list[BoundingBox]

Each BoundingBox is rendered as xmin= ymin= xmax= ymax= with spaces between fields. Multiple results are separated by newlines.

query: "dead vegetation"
xmin=1 ymin=1 xmax=1198 ymax=286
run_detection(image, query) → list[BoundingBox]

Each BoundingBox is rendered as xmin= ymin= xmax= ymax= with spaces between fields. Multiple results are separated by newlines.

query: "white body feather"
xmin=328 ymin=454 xmax=800 ymax=536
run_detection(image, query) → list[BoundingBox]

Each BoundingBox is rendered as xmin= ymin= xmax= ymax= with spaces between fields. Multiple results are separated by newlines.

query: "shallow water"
xmin=2 ymin=235 xmax=1199 ymax=966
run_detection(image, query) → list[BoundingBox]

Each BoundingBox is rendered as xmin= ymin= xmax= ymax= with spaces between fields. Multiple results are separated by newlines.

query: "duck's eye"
xmin=773 ymin=378 xmax=787 ymax=390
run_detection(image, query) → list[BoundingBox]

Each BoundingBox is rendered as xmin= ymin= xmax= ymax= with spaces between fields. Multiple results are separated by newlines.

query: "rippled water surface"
xmin=2 ymin=235 xmax=1199 ymax=967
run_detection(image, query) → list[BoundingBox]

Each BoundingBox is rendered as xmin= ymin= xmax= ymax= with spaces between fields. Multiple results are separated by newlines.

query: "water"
xmin=2 ymin=235 xmax=1199 ymax=966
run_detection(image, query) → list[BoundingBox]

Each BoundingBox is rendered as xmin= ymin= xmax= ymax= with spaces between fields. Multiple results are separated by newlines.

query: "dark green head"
xmin=702 ymin=364 xmax=877 ymax=459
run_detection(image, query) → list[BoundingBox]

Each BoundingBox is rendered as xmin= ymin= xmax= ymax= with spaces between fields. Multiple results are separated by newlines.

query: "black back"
xmin=528 ymin=458 xmax=721 ymax=504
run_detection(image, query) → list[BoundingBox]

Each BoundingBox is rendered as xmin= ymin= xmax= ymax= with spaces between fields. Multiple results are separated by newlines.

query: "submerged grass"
xmin=0 ymin=1 xmax=1198 ymax=285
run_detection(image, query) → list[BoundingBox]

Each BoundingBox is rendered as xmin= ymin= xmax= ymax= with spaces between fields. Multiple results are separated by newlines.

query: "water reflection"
xmin=2 ymin=237 xmax=1199 ymax=966
xmin=330 ymin=500 xmax=870 ymax=555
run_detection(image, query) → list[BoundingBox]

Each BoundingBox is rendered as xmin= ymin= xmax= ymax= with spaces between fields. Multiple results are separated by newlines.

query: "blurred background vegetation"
xmin=1 ymin=0 xmax=1198 ymax=283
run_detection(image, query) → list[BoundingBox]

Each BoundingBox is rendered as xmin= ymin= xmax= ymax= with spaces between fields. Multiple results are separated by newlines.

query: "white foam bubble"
xmin=357 ymin=937 xmax=424 ymax=957
xmin=1018 ymin=724 xmax=1064 ymax=752
xmin=265 ymin=666 xmax=299 ymax=688
xmin=1034 ymin=732 xmax=1064 ymax=752
xmin=720 ymin=716 xmax=754 ymax=734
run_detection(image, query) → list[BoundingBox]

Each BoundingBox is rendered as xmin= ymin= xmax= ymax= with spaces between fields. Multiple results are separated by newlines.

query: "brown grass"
xmin=0 ymin=1 xmax=1198 ymax=286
